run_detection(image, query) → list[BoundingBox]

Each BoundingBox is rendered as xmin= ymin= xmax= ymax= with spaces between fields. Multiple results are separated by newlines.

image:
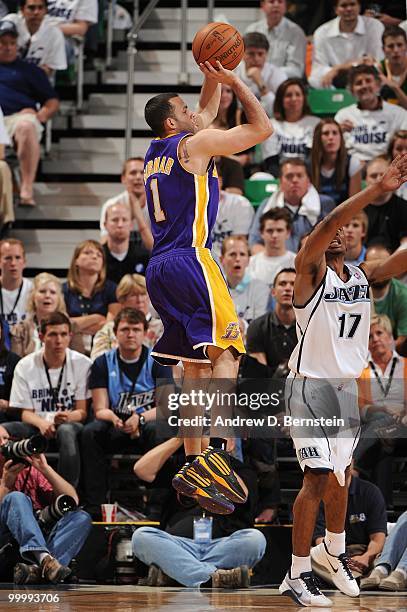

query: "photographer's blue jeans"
xmin=132 ymin=526 xmax=266 ymax=587
xmin=0 ymin=492 xmax=92 ymax=566
xmin=375 ymin=510 xmax=407 ymax=573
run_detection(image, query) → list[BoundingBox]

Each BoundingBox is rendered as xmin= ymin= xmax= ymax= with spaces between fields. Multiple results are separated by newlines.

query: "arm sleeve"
xmin=42 ymin=27 xmax=67 ymax=70
xmin=309 ymin=29 xmax=332 ymax=89
xmin=246 ymin=317 xmax=267 ymax=354
xmin=88 ymin=356 xmax=109 ymax=389
xmin=366 ymin=20 xmax=385 ymax=61
xmin=9 ymin=363 xmax=34 ymax=409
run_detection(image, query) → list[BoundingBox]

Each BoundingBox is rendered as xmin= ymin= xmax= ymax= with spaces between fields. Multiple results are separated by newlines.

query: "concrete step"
xmin=42 ymin=151 xmax=126 ymax=175
xmin=88 ymin=91 xmax=198 ymax=112
xmin=112 ymin=49 xmax=204 ymax=72
xmin=102 ymin=69 xmax=202 ymax=86
xmin=58 ymin=137 xmax=150 ymax=155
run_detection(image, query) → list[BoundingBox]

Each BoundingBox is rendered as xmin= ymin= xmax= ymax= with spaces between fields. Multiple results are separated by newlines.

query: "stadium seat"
xmin=308 ymin=88 xmax=356 ymax=116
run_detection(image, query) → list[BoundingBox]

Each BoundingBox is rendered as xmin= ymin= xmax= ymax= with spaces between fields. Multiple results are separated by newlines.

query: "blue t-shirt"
xmin=62 ymin=280 xmax=117 ymax=317
xmin=0 ymin=59 xmax=58 ymax=116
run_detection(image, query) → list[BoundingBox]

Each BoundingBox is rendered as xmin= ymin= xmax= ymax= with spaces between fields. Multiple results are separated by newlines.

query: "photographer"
xmin=0 ymin=425 xmax=91 ymax=584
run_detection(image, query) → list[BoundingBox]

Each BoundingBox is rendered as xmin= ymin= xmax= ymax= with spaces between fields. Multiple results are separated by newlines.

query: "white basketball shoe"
xmin=279 ymin=570 xmax=333 ymax=607
xmin=311 ymin=540 xmax=360 ymax=597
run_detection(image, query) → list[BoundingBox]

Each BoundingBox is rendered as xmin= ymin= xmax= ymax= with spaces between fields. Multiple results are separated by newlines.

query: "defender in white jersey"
xmin=280 ymin=154 xmax=407 ymax=608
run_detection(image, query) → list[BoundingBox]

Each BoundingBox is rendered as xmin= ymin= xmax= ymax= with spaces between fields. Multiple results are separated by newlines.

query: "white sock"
xmin=32 ymin=551 xmax=49 ymax=565
xmin=376 ymin=564 xmax=389 ymax=577
xmin=291 ymin=554 xmax=312 ymax=578
xmin=324 ymin=529 xmax=345 ymax=557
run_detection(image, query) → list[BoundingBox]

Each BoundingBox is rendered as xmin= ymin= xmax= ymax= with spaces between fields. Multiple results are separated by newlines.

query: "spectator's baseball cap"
xmin=0 ymin=21 xmax=18 ymax=38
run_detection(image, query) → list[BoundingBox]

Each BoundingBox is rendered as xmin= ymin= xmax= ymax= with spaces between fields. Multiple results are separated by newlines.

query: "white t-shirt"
xmin=211 ymin=191 xmax=254 ymax=259
xmin=248 ymin=251 xmax=296 ymax=287
xmin=5 ymin=13 xmax=67 ymax=70
xmin=261 ymin=115 xmax=320 ymax=160
xmin=100 ymin=191 xmax=150 ymax=238
xmin=335 ymin=101 xmax=407 ymax=162
xmin=0 ymin=106 xmax=10 ymax=145
xmin=47 ymin=0 xmax=97 ymax=25
xmin=235 ymin=61 xmax=287 ymax=117
xmin=229 ymin=275 xmax=270 ymax=325
xmin=0 ymin=278 xmax=32 ymax=327
xmin=10 ymin=347 xmax=91 ymax=420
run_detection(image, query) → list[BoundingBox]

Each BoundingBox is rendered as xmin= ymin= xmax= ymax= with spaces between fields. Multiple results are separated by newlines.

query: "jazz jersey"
xmin=288 ymin=264 xmax=371 ymax=379
xmin=144 ymin=131 xmax=219 ymax=257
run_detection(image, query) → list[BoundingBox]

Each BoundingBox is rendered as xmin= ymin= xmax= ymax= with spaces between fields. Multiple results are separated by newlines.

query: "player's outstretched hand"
xmin=380 ymin=153 xmax=407 ymax=192
xmin=199 ymin=60 xmax=237 ymax=86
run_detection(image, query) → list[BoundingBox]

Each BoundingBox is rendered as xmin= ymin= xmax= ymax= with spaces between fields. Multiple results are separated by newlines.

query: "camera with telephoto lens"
xmin=37 ymin=495 xmax=78 ymax=530
xmin=1 ymin=434 xmax=48 ymax=464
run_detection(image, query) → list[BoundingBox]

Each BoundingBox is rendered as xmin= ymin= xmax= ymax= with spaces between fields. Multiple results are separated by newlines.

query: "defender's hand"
xmin=380 ymin=153 xmax=407 ymax=192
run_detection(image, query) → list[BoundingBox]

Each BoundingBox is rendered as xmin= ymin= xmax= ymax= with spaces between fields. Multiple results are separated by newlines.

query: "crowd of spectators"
xmin=0 ymin=0 xmax=406 ymax=592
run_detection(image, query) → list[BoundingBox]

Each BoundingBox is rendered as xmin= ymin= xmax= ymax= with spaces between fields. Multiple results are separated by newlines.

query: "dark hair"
xmin=40 ymin=311 xmax=71 ymax=335
xmin=273 ymin=78 xmax=311 ymax=121
xmin=311 ymin=119 xmax=347 ymax=192
xmin=122 ymin=156 xmax=144 ymax=175
xmin=273 ymin=267 xmax=296 ymax=287
xmin=279 ymin=157 xmax=310 ymax=178
xmin=113 ymin=307 xmax=148 ymax=334
xmin=144 ymin=93 xmax=179 ymax=137
xmin=243 ymin=32 xmax=269 ymax=51
xmin=20 ymin=0 xmax=47 ymax=7
xmin=333 ymin=0 xmax=360 ymax=6
xmin=382 ymin=25 xmax=407 ymax=46
xmin=260 ymin=208 xmax=292 ymax=232
xmin=348 ymin=64 xmax=380 ymax=88
xmin=387 ymin=129 xmax=407 ymax=158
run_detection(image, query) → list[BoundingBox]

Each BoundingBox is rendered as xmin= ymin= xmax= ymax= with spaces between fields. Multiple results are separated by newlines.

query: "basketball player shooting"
xmin=143 ymin=57 xmax=272 ymax=515
xmin=279 ymin=153 xmax=407 ymax=607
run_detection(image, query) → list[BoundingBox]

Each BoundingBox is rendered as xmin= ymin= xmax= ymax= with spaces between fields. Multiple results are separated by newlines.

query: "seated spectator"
xmin=309 ymin=0 xmax=384 ymax=89
xmin=235 ymin=32 xmax=287 ymax=117
xmin=216 ymin=155 xmax=245 ymax=195
xmin=311 ymin=471 xmax=386 ymax=581
xmin=81 ymin=308 xmax=170 ymax=517
xmin=211 ymin=166 xmax=254 ymax=260
xmin=364 ymin=156 xmax=407 ymax=250
xmin=211 ymin=83 xmax=242 ymax=130
xmin=0 ymin=20 xmax=59 ymax=205
xmin=335 ymin=65 xmax=407 ymax=163
xmin=310 ymin=119 xmax=362 ymax=205
xmin=379 ymin=26 xmax=407 ymax=109
xmin=344 ymin=211 xmax=368 ymax=265
xmin=46 ymin=0 xmax=97 ymax=63
xmin=0 ymin=425 xmax=91 ymax=584
xmin=63 ymin=240 xmax=119 ymax=355
xmin=4 ymin=0 xmax=67 ymax=76
xmin=248 ymin=209 xmax=295 ymax=287
xmin=91 ymin=274 xmax=163 ymax=360
xmin=0 ymin=318 xmax=20 ymax=424
xmin=261 ymin=79 xmax=320 ymax=176
xmin=355 ymin=314 xmax=407 ymax=506
xmin=245 ymin=0 xmax=306 ymax=79
xmin=387 ymin=129 xmax=407 ymax=199
xmin=5 ymin=312 xmax=91 ymax=488
xmin=361 ymin=510 xmax=407 ymax=591
xmin=100 ymin=157 xmax=153 ymax=251
xmin=249 ymin=158 xmax=335 ymax=253
xmin=132 ymin=438 xmax=266 ymax=588
xmin=0 ymin=105 xmax=13 ymax=235
xmin=0 ymin=239 xmax=33 ymax=337
xmin=365 ymin=244 xmax=407 ymax=356
xmin=103 ymin=202 xmax=150 ymax=284
xmin=220 ymin=236 xmax=269 ymax=328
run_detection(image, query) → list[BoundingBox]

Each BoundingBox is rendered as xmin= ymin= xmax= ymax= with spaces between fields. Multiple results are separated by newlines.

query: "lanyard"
xmin=0 ymin=282 xmax=23 ymax=318
xmin=43 ymin=357 xmax=66 ymax=410
xmin=369 ymin=357 xmax=397 ymax=399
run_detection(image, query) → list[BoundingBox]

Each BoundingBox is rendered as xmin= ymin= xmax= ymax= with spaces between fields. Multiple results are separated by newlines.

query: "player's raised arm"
xmin=187 ymin=61 xmax=273 ymax=157
xmin=296 ymin=154 xmax=407 ymax=275
xmin=194 ymin=76 xmax=221 ymax=130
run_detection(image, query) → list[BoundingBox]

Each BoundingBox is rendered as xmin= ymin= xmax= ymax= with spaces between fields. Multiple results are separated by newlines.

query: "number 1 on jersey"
xmin=338 ymin=313 xmax=361 ymax=338
xmin=150 ymin=178 xmax=166 ymax=222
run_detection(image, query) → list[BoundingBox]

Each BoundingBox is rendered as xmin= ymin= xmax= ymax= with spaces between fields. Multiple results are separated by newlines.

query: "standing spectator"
xmin=248 ymin=209 xmax=295 ymax=287
xmin=0 ymin=318 xmax=20 ymax=424
xmin=245 ymin=0 xmax=306 ymax=79
xmin=379 ymin=26 xmax=407 ymax=109
xmin=211 ymin=166 xmax=254 ymax=260
xmin=100 ymin=157 xmax=153 ymax=251
xmin=4 ymin=0 xmax=67 ymax=76
xmin=103 ymin=202 xmax=150 ymax=284
xmin=261 ymin=79 xmax=320 ymax=176
xmin=310 ymin=119 xmax=362 ymax=205
xmin=91 ymin=274 xmax=163 ymax=360
xmin=249 ymin=158 xmax=335 ymax=253
xmin=335 ymin=65 xmax=407 ymax=163
xmin=309 ymin=0 xmax=384 ymax=89
xmin=63 ymin=240 xmax=119 ymax=355
xmin=364 ymin=155 xmax=407 ymax=250
xmin=5 ymin=312 xmax=91 ymax=488
xmin=0 ymin=19 xmax=59 ymax=205
xmin=0 ymin=239 xmax=32 ymax=333
xmin=219 ymin=236 xmax=269 ymax=328
xmin=344 ymin=212 xmax=368 ymax=265
xmin=365 ymin=244 xmax=407 ymax=356
xmin=81 ymin=308 xmax=170 ymax=516
xmin=235 ymin=32 xmax=287 ymax=117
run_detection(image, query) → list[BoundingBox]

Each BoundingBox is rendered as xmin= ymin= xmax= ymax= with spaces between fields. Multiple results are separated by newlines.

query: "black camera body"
xmin=1 ymin=434 xmax=48 ymax=464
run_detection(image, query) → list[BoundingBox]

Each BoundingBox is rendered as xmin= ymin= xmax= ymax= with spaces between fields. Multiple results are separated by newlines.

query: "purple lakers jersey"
xmin=144 ymin=131 xmax=219 ymax=256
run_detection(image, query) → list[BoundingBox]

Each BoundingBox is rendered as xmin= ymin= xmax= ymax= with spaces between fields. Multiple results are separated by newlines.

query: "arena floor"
xmin=0 ymin=584 xmax=405 ymax=611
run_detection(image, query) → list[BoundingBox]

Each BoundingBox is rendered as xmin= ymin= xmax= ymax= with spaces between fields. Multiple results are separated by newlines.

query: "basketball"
xmin=192 ymin=22 xmax=244 ymax=71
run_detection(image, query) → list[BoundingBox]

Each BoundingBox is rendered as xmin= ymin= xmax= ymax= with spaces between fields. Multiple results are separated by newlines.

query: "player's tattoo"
xmin=181 ymin=141 xmax=190 ymax=163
